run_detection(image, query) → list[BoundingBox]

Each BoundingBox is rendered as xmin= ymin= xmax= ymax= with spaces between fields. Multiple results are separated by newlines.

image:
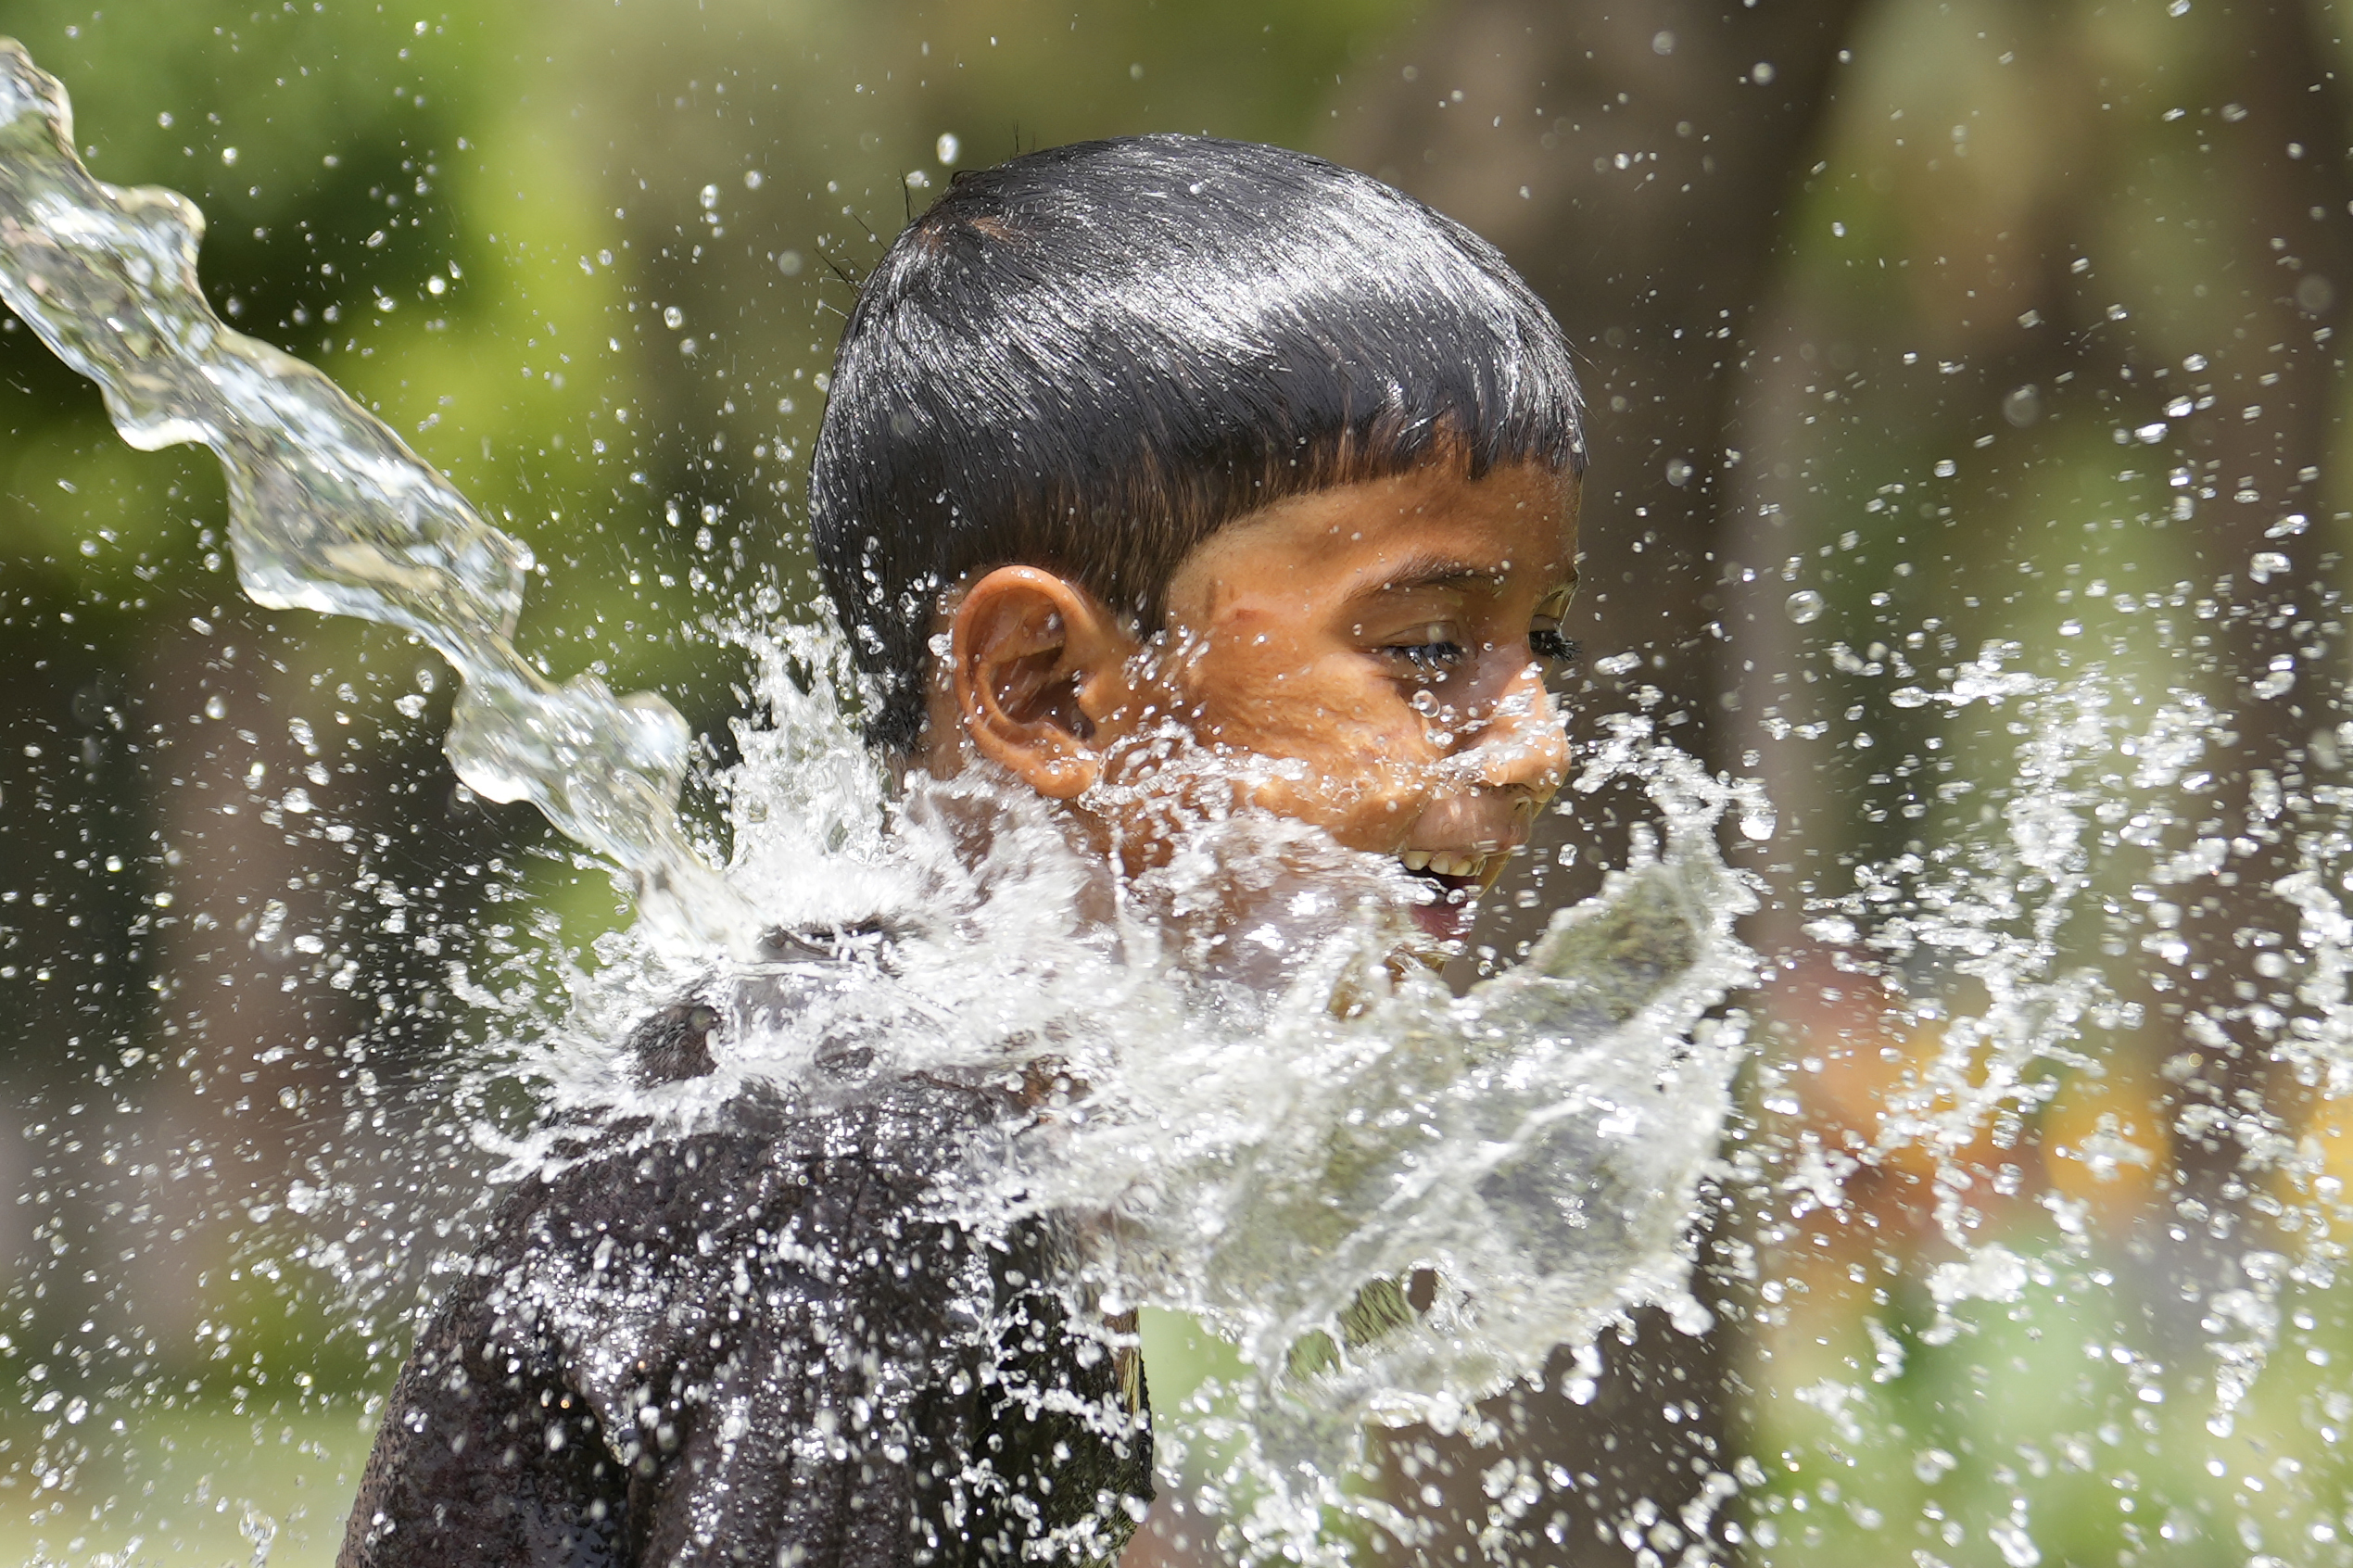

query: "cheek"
xmin=1239 ymin=760 xmax=1436 ymax=854
xmin=1190 ymin=651 xmax=1410 ymax=756
xmin=1200 ymin=674 xmax=1444 ymax=845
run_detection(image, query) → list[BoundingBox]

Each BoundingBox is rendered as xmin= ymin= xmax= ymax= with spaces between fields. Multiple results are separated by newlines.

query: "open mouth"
xmin=1398 ymin=849 xmax=1504 ymax=942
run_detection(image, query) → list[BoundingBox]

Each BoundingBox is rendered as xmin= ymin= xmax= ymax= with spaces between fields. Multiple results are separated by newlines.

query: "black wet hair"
xmin=807 ymin=133 xmax=1584 ymax=753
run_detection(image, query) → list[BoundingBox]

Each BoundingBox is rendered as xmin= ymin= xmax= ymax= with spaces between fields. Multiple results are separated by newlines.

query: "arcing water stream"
xmin=0 ymin=39 xmax=741 ymax=949
xmin=6 ymin=27 xmax=2353 ymax=1568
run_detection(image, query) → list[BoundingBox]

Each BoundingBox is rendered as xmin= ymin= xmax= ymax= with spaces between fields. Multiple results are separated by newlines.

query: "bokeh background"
xmin=3 ymin=0 xmax=2352 ymax=1562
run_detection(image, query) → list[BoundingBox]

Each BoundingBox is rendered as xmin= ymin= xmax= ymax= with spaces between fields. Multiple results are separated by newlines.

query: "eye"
xmin=1530 ymin=589 xmax=1580 ymax=668
xmin=1530 ymin=627 xmax=1581 ymax=666
xmin=1382 ymin=624 xmax=1468 ymax=675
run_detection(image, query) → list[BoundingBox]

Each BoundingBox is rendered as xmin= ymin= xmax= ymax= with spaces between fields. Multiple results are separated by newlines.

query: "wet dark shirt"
xmin=337 ymin=1002 xmax=1152 ymax=1567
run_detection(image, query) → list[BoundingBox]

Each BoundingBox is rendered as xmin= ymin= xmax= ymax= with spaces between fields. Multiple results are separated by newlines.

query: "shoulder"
xmin=466 ymin=993 xmax=1026 ymax=1368
xmin=512 ymin=940 xmax=1027 ymax=1253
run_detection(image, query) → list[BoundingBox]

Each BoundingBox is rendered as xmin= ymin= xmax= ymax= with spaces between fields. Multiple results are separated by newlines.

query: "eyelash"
xmin=1532 ymin=628 xmax=1581 ymax=667
xmin=1384 ymin=631 xmax=1581 ymax=672
xmin=1388 ymin=640 xmax=1467 ymax=670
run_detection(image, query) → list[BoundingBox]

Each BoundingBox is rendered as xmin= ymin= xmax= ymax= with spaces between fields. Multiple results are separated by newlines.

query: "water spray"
xmin=0 ymin=38 xmax=748 ymax=949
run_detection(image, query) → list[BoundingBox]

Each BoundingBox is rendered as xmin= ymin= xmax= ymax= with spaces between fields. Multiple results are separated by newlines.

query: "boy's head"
xmin=808 ymin=135 xmax=1584 ymax=936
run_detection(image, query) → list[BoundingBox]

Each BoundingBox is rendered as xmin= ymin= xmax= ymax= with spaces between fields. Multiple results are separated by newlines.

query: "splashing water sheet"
xmin=0 ymin=36 xmax=1762 ymax=1568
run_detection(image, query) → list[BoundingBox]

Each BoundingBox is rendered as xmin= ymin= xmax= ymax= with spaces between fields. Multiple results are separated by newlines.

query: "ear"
xmin=948 ymin=565 xmax=1142 ymax=799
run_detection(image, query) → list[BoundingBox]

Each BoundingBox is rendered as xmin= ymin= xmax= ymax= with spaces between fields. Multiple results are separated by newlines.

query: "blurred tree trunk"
xmin=2132 ymin=0 xmax=2353 ymax=1351
xmin=1329 ymin=3 xmax=1871 ymax=1561
xmin=1336 ymin=0 xmax=1869 ymax=716
xmin=1716 ymin=0 xmax=2353 ymax=1543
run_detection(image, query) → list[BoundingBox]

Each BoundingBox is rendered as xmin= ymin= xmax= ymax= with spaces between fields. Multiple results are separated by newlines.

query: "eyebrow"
xmin=1365 ymin=552 xmax=1578 ymax=597
xmin=1368 ymin=553 xmax=1503 ymax=595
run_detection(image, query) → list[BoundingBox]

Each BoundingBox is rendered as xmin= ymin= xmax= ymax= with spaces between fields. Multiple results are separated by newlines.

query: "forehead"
xmin=1167 ymin=462 xmax=1580 ymax=621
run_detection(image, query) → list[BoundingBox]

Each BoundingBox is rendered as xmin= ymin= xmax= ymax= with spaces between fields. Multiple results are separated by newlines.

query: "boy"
xmin=340 ymin=133 xmax=1582 ymax=1567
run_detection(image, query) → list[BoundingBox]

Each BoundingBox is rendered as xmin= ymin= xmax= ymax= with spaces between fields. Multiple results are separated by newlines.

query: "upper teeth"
xmin=1402 ymin=850 xmax=1488 ymax=878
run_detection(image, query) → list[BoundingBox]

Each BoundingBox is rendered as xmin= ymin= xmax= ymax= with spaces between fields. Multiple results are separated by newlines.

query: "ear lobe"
xmin=950 ymin=566 xmax=1138 ymax=800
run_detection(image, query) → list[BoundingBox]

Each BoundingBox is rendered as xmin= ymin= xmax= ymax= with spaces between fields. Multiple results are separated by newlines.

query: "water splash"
xmin=1041 ymin=722 xmax=1758 ymax=1559
xmin=515 ymin=643 xmax=1763 ymax=1564
xmin=0 ymin=36 xmax=1767 ymax=1563
xmin=1739 ymin=605 xmax=2353 ymax=1562
xmin=0 ymin=37 xmax=744 ymax=945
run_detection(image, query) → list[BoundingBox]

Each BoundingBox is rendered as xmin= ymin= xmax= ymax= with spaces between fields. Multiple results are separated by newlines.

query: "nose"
xmin=1465 ymin=658 xmax=1570 ymax=802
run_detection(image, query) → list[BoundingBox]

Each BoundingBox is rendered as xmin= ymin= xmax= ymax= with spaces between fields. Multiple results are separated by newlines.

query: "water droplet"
xmin=937 ymin=133 xmax=960 ymax=165
xmin=664 ymin=305 xmax=685 ymax=329
xmin=204 ymin=694 xmax=226 ymax=719
xmin=1989 ymin=1519 xmax=2042 ymax=1567
xmin=1785 ymin=589 xmax=1825 ymax=625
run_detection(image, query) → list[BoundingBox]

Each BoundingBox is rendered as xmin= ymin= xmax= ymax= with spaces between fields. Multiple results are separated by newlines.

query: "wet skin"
xmin=928 ymin=459 xmax=1580 ymax=944
xmin=1145 ymin=461 xmax=1578 ymax=937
